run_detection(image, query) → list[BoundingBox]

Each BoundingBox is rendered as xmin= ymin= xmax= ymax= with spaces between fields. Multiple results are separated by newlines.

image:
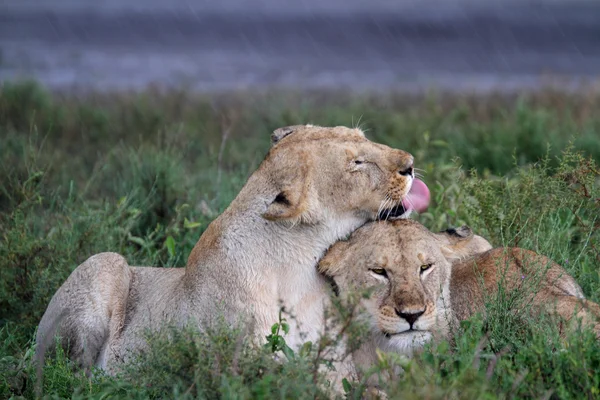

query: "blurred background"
xmin=2 ymin=0 xmax=599 ymax=92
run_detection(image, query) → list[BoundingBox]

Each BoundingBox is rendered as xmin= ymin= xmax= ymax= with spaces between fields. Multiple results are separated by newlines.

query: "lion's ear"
xmin=440 ymin=225 xmax=476 ymax=261
xmin=262 ymin=190 xmax=307 ymax=221
xmin=262 ymin=158 xmax=311 ymax=221
xmin=318 ymin=241 xmax=350 ymax=277
xmin=440 ymin=225 xmax=473 ymax=243
xmin=271 ymin=126 xmax=297 ymax=146
xmin=439 ymin=225 xmax=493 ymax=261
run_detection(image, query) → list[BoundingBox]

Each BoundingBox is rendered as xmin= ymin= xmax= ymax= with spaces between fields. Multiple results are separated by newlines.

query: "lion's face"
xmin=260 ymin=125 xmax=429 ymax=225
xmin=319 ymin=220 xmax=456 ymax=353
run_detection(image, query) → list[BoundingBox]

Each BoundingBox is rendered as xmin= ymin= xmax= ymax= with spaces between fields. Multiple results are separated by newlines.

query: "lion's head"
xmin=256 ymin=125 xmax=430 ymax=226
xmin=318 ymin=219 xmax=490 ymax=353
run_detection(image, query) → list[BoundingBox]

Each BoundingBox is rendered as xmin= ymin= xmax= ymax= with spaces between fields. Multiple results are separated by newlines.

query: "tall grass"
xmin=1 ymin=81 xmax=599 ymax=398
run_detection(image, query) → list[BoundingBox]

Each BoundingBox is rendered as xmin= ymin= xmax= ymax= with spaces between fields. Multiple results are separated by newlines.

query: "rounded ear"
xmin=271 ymin=126 xmax=298 ymax=146
xmin=438 ymin=225 xmax=473 ymax=261
xmin=318 ymin=241 xmax=351 ymax=277
xmin=262 ymin=189 xmax=308 ymax=221
xmin=439 ymin=225 xmax=474 ymax=243
xmin=262 ymin=154 xmax=311 ymax=221
xmin=439 ymin=225 xmax=492 ymax=261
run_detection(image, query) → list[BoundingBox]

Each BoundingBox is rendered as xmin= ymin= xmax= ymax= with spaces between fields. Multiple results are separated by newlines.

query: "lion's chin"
xmin=380 ymin=330 xmax=433 ymax=354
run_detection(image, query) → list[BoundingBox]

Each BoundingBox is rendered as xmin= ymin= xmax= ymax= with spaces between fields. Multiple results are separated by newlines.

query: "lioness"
xmin=36 ymin=125 xmax=431 ymax=373
xmin=319 ymin=219 xmax=599 ymax=375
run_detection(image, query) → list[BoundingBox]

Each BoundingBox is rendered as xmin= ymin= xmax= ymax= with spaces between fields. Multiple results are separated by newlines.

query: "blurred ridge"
xmin=1 ymin=1 xmax=600 ymax=92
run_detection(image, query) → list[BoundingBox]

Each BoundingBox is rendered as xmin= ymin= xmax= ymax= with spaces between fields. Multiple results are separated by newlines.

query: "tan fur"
xmin=36 ymin=125 xmax=418 ymax=375
xmin=319 ymin=219 xmax=598 ymax=378
xmin=435 ymin=225 xmax=493 ymax=258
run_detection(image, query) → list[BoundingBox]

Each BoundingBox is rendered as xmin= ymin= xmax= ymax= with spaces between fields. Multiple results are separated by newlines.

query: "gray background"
xmin=1 ymin=0 xmax=599 ymax=92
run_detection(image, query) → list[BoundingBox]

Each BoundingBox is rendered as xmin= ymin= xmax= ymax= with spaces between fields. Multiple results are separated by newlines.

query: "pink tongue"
xmin=402 ymin=178 xmax=430 ymax=213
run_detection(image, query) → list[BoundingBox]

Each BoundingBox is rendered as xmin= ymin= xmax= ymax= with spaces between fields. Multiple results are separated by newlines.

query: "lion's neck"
xmin=184 ymin=180 xmax=365 ymax=344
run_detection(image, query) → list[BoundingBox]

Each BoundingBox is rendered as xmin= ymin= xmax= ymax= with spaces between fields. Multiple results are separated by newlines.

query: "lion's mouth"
xmin=378 ymin=178 xmax=430 ymax=220
xmin=383 ymin=328 xmax=426 ymax=338
xmin=378 ymin=204 xmax=408 ymax=220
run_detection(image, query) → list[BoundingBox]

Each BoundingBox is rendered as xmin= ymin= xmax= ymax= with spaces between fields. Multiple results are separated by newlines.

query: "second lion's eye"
xmin=370 ymin=268 xmax=387 ymax=277
xmin=420 ymin=264 xmax=432 ymax=273
xmin=354 ymin=160 xmax=363 ymax=165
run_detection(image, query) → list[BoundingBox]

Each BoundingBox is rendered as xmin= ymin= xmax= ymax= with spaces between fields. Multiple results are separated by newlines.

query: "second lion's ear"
xmin=318 ymin=241 xmax=350 ymax=277
xmin=271 ymin=126 xmax=296 ymax=146
xmin=441 ymin=225 xmax=474 ymax=243
xmin=440 ymin=226 xmax=476 ymax=262
xmin=438 ymin=225 xmax=493 ymax=260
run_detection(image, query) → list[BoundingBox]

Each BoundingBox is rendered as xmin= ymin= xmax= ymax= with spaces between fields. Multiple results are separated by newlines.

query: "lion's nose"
xmin=396 ymin=307 xmax=425 ymax=328
xmin=395 ymin=153 xmax=414 ymax=176
xmin=398 ymin=165 xmax=414 ymax=177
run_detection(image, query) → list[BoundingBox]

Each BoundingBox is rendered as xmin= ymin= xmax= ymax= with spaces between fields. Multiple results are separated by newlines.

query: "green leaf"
xmin=165 ymin=236 xmax=176 ymax=257
xmin=263 ymin=338 xmax=273 ymax=350
xmin=184 ymin=218 xmax=202 ymax=229
xmin=431 ymin=139 xmax=449 ymax=147
xmin=282 ymin=343 xmax=295 ymax=360
xmin=436 ymin=339 xmax=449 ymax=354
xmin=128 ymin=235 xmax=146 ymax=247
xmin=342 ymin=378 xmax=352 ymax=393
xmin=117 ymin=196 xmax=128 ymax=208
xmin=271 ymin=323 xmax=279 ymax=335
xmin=281 ymin=322 xmax=290 ymax=335
xmin=299 ymin=341 xmax=312 ymax=357
xmin=128 ymin=207 xmax=142 ymax=218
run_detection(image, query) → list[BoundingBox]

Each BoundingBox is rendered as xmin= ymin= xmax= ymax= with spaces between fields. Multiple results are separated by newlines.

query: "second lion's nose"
xmin=396 ymin=308 xmax=425 ymax=328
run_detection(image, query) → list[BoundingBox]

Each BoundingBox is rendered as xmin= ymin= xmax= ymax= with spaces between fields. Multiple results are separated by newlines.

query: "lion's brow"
xmin=417 ymin=253 xmax=434 ymax=264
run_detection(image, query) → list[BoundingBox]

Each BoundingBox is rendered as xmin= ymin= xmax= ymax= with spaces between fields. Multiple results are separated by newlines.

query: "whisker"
xmin=385 ymin=197 xmax=395 ymax=221
xmin=379 ymin=197 xmax=388 ymax=219
xmin=405 ymin=195 xmax=418 ymax=216
xmin=355 ymin=114 xmax=364 ymax=130
xmin=381 ymin=197 xmax=392 ymax=221
xmin=377 ymin=195 xmax=386 ymax=217
xmin=377 ymin=195 xmax=391 ymax=219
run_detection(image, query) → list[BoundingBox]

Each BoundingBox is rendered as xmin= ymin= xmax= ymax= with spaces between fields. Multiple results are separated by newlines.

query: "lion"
xmin=319 ymin=219 xmax=599 ymax=378
xmin=35 ymin=125 xmax=431 ymax=375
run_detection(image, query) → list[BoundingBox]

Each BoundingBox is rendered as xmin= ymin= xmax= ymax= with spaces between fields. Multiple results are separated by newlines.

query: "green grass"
xmin=1 ymin=80 xmax=600 ymax=399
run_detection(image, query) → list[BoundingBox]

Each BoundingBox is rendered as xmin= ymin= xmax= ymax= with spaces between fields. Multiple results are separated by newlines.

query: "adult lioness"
xmin=319 ymin=219 xmax=598 ymax=375
xmin=36 ymin=125 xmax=430 ymax=372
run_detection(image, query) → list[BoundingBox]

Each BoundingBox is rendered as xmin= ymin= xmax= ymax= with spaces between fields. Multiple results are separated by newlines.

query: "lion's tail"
xmin=35 ymin=308 xmax=66 ymax=397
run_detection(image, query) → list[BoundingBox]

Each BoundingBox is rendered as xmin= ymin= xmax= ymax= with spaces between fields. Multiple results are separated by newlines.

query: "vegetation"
xmin=1 ymin=81 xmax=599 ymax=399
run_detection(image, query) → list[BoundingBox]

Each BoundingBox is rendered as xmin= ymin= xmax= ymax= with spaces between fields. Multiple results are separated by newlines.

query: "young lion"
xmin=319 ymin=219 xmax=599 ymax=376
xmin=36 ymin=125 xmax=431 ymax=374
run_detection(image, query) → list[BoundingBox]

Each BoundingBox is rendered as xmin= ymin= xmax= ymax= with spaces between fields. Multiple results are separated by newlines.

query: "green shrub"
xmin=1 ymin=82 xmax=600 ymax=399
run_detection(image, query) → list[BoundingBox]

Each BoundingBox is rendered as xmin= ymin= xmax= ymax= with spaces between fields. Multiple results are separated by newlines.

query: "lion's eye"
xmin=370 ymin=268 xmax=388 ymax=277
xmin=420 ymin=264 xmax=432 ymax=273
xmin=354 ymin=160 xmax=363 ymax=165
